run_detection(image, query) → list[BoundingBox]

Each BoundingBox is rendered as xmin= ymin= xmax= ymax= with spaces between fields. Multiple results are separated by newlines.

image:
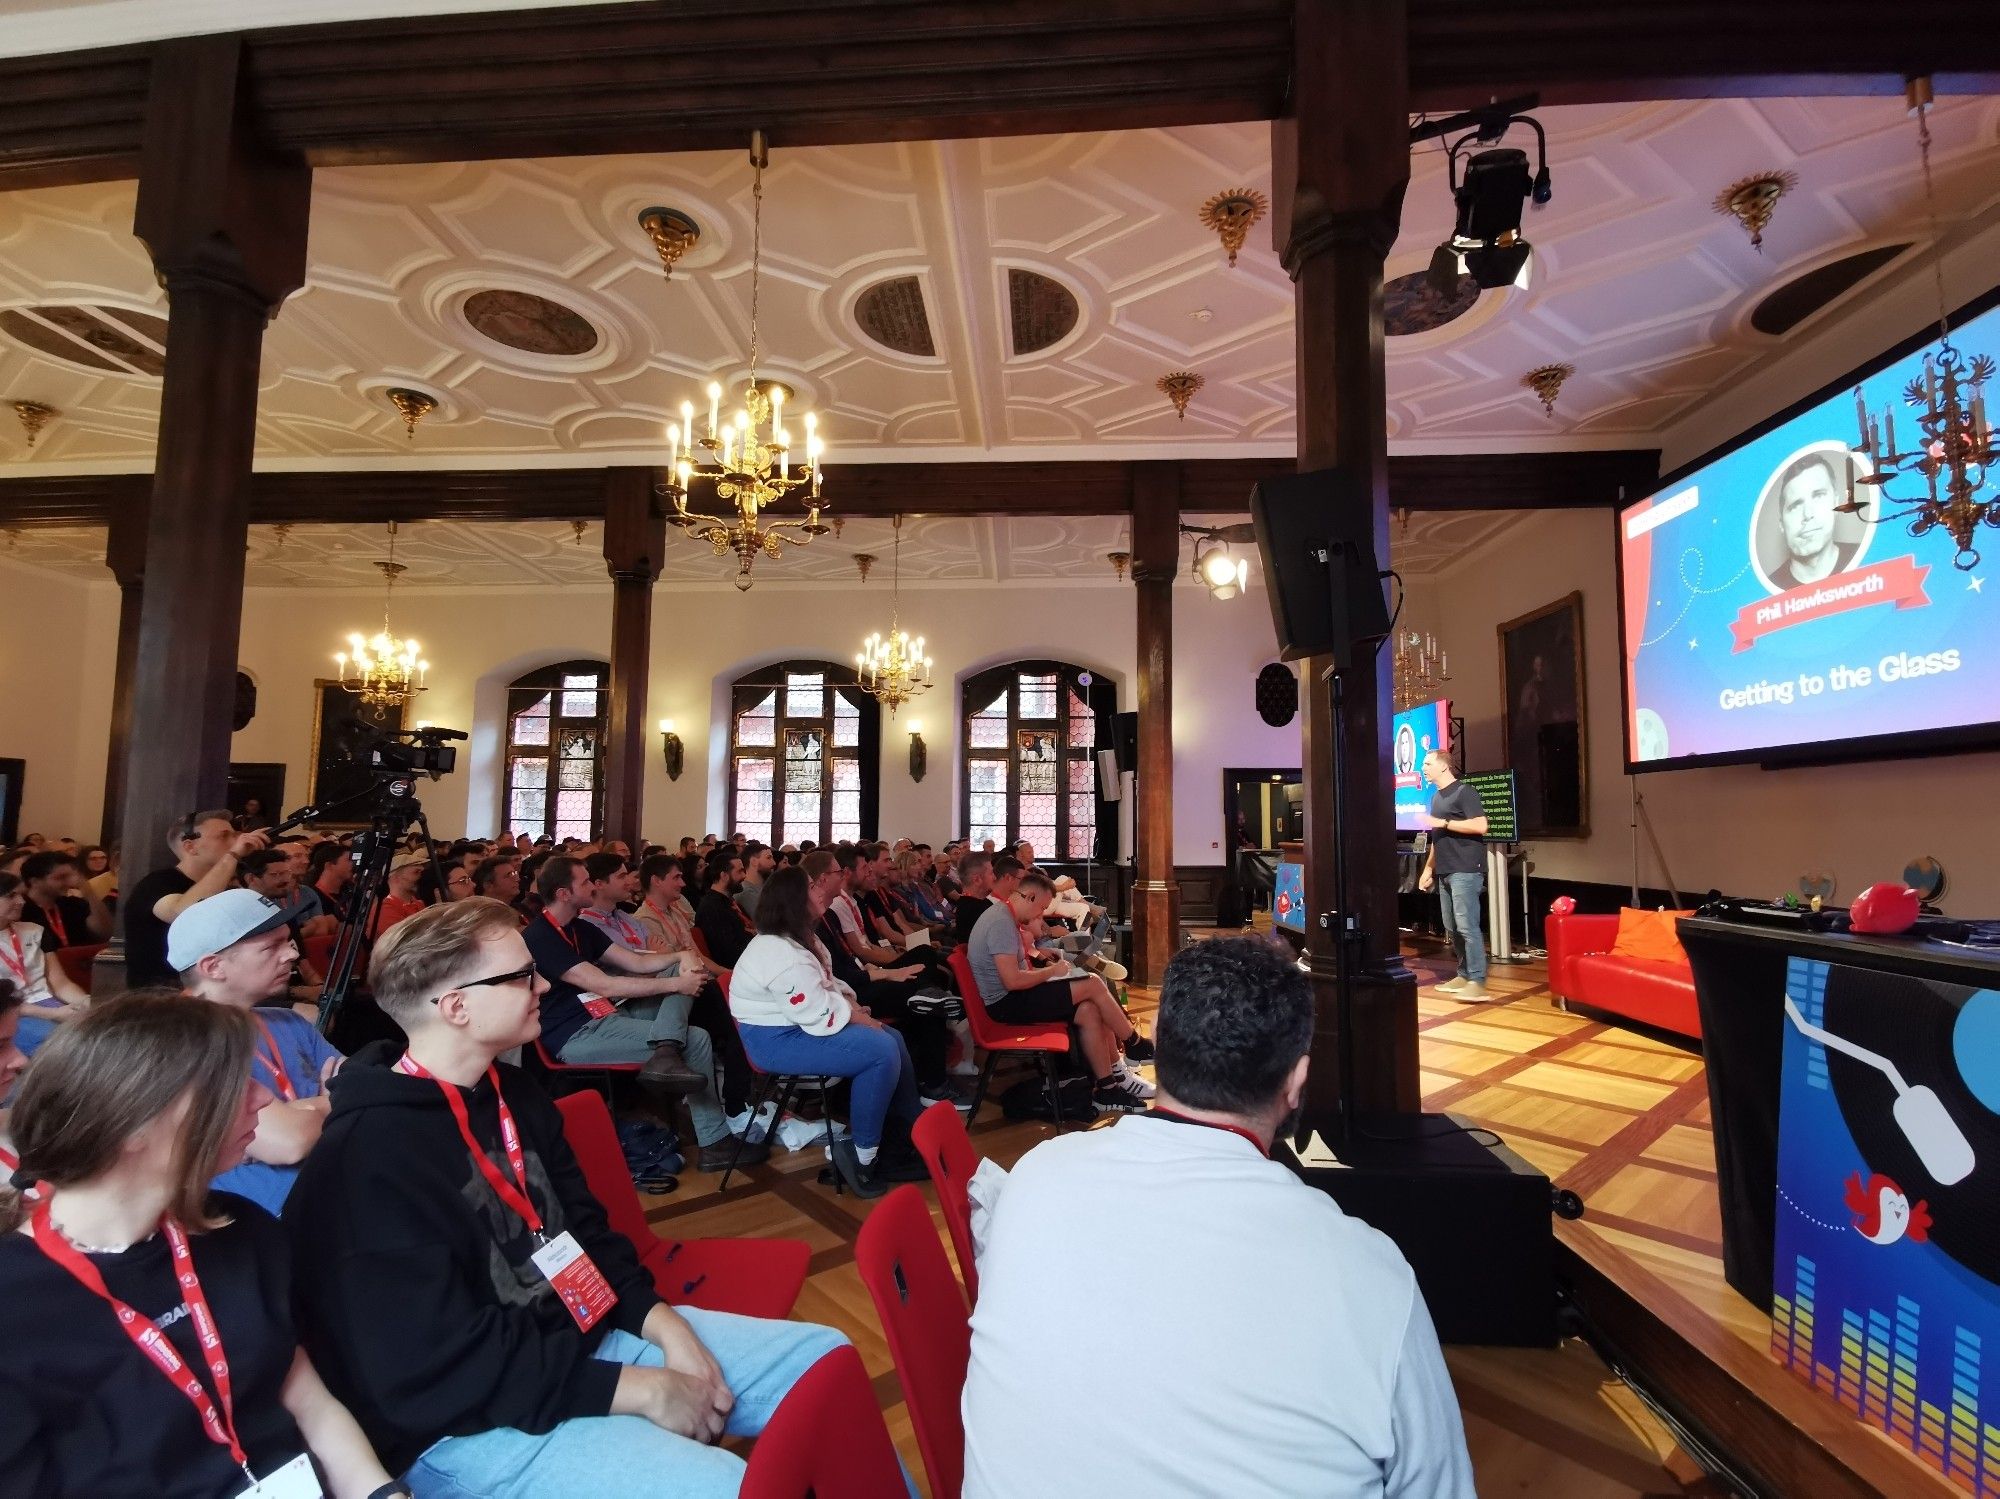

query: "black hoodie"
xmin=283 ymin=1041 xmax=661 ymax=1473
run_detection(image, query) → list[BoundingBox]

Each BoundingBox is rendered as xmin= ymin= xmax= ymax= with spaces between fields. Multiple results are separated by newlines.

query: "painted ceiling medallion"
xmin=1750 ymin=244 xmax=1910 ymax=336
xmin=1156 ymin=370 xmax=1204 ymax=421
xmin=1007 ymin=269 xmax=1079 ymax=355
xmin=0 ymin=305 xmax=167 ymax=376
xmin=1197 ymin=188 xmax=1268 ymax=267
xmin=855 ymin=276 xmax=936 ymax=357
xmin=1107 ymin=550 xmax=1131 ymax=582
xmin=1382 ymin=270 xmax=1480 ymax=336
xmin=852 ymin=551 xmax=877 ymax=582
xmin=1522 ymin=363 xmax=1575 ymax=417
xmin=636 ymin=206 xmax=702 ymax=280
xmin=1713 ymin=170 xmax=1798 ymax=252
xmin=384 ymin=387 xmax=438 ymax=439
xmin=12 ymin=400 xmax=56 ymax=449
xmin=461 ymin=289 xmax=600 ymax=356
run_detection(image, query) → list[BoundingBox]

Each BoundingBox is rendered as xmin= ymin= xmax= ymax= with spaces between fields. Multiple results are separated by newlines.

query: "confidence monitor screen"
xmin=1618 ymin=294 xmax=2000 ymax=771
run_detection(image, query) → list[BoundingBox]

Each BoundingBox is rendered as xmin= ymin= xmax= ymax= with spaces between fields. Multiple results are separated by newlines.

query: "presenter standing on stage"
xmin=1416 ymin=750 xmax=1490 ymax=1002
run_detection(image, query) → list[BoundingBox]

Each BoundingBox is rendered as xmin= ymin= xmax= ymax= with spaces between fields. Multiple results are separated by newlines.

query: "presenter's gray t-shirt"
xmin=968 ymin=900 xmax=1021 ymax=1004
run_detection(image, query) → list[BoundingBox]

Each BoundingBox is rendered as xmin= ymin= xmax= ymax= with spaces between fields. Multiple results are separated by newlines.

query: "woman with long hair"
xmin=728 ymin=867 xmax=927 ymax=1198
xmin=0 ymin=990 xmax=404 ymax=1497
xmin=0 ymin=870 xmax=91 ymax=1059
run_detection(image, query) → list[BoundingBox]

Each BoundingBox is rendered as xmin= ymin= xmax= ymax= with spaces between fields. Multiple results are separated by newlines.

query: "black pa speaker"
xmin=1249 ymin=468 xmax=1392 ymax=666
xmin=1111 ymin=711 xmax=1139 ymax=774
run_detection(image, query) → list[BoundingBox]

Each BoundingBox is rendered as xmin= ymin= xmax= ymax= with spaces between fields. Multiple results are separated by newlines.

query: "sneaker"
xmin=1122 ymin=1032 xmax=1156 ymax=1064
xmin=873 ymin=1142 xmax=932 ymax=1183
xmin=1453 ymin=984 xmax=1495 ymax=1004
xmin=903 ymin=989 xmax=966 ymax=1022
xmin=828 ymin=1136 xmax=887 ymax=1198
xmin=1093 ymin=1071 xmax=1154 ymax=1113
xmin=1429 ymin=976 xmax=1467 ymax=995
xmin=920 ymin=1077 xmax=978 ymax=1112
xmin=697 ymin=1134 xmax=771 ymax=1172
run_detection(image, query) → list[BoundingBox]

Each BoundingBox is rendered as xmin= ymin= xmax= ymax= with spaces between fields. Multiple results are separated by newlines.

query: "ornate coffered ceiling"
xmin=2 ymin=96 xmax=1996 ymax=473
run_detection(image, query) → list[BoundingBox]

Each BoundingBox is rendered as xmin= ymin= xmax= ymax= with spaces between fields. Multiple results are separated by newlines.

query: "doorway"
xmin=1221 ymin=767 xmax=1302 ymax=925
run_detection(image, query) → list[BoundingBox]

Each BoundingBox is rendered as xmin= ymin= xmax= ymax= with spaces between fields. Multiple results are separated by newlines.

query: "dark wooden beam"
xmin=1129 ymin=462 xmax=1181 ymax=986
xmin=600 ymin=465 xmax=667 ymax=849
xmin=0 ymin=451 xmax=1658 ymax=529
xmin=3 ymin=1 xmax=1992 ymax=191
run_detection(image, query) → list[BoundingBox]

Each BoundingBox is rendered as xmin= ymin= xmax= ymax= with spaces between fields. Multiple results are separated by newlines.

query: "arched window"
xmin=728 ymin=661 xmax=880 ymax=846
xmin=505 ymin=660 xmax=608 ymax=841
xmin=960 ymin=660 xmax=1113 ymax=862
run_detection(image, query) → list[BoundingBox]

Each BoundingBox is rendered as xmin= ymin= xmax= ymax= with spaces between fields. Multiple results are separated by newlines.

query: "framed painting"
xmin=307 ymin=680 xmax=406 ymax=825
xmin=1497 ymin=591 xmax=1589 ymax=839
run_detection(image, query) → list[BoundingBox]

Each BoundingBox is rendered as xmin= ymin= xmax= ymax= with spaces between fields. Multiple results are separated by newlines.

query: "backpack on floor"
xmin=998 ymin=1073 xmax=1096 ymax=1122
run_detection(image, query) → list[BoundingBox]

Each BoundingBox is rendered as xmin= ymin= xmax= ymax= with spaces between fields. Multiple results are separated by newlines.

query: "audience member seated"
xmin=285 ymin=899 xmax=850 ymax=1496
xmin=524 ymin=858 xmax=762 ymax=1172
xmin=235 ymin=849 xmax=334 ymax=1010
xmin=18 ymin=849 xmax=113 ymax=948
xmin=266 ymin=837 xmax=338 ymax=939
xmin=969 ymin=871 xmax=1155 ymax=1112
xmin=952 ymin=852 xmax=1001 ymax=944
xmin=576 ymin=852 xmax=653 ymax=950
xmin=307 ymin=841 xmax=355 ymax=925
xmin=1045 ymin=874 xmax=1126 ymax=983
xmin=694 ymin=850 xmax=759 ymax=969
xmin=123 ymin=811 xmax=270 ymax=989
xmin=830 ymin=845 xmax=955 ymax=992
xmin=0 ymin=979 xmax=25 ymax=1163
xmin=0 ymin=991 xmax=404 ymax=1498
xmin=734 ymin=841 xmax=777 ymax=921
xmin=0 ymin=870 xmax=91 ymax=1058
xmin=962 ymin=936 xmax=1475 ymax=1499
xmin=173 ymin=888 xmax=343 ymax=1215
xmin=630 ymin=854 xmax=708 ymax=964
xmin=729 ymin=867 xmax=929 ymax=1198
xmin=472 ymin=853 xmax=522 ymax=908
xmin=369 ymin=852 xmax=432 ymax=939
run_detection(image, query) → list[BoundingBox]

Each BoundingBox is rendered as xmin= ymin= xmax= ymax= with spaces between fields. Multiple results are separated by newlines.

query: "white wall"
xmin=0 ymin=555 xmax=118 ymax=841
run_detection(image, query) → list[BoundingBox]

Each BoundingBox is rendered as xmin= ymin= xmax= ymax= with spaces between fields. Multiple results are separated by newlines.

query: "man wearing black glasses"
xmin=122 ymin=808 xmax=269 ymax=987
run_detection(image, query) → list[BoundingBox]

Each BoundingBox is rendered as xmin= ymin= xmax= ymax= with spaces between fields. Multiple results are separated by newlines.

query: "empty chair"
xmin=738 ymin=1343 xmax=908 ymax=1499
xmin=855 ymin=1184 xmax=972 ymax=1499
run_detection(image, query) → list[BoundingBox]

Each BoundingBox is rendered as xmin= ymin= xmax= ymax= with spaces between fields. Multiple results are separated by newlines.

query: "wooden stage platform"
xmin=628 ymin=941 xmax=1960 ymax=1497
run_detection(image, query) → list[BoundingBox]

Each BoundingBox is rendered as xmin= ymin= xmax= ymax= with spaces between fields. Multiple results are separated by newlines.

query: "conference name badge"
xmin=577 ymin=992 xmax=616 ymax=1021
xmin=531 ymin=1230 xmax=615 ymax=1333
xmin=236 ymin=1452 xmax=322 ymax=1498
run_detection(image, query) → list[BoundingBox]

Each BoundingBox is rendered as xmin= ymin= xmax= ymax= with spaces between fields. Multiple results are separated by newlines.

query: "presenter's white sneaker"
xmin=1453 ymin=984 xmax=1495 ymax=1003
xmin=1430 ymin=976 xmax=1467 ymax=995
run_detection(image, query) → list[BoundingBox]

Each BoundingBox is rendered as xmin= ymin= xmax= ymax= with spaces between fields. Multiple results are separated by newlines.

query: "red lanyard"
xmin=29 ymin=1198 xmax=253 ymax=1481
xmin=396 ymin=1056 xmax=545 ymax=1240
xmin=38 ymin=901 xmax=68 ymax=948
xmin=544 ymin=912 xmax=580 ymax=954
xmin=1147 ymin=1107 xmax=1269 ymax=1157
xmin=251 ymin=1016 xmax=296 ymax=1103
xmin=0 ymin=927 xmax=28 ymax=988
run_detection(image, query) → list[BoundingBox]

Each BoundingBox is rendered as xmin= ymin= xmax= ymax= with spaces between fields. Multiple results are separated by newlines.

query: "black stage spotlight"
xmin=1426 ymin=113 xmax=1551 ymax=297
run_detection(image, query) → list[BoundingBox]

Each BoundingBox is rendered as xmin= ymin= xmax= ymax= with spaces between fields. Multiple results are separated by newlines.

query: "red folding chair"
xmin=911 ymin=1099 xmax=981 ymax=1305
xmin=54 ymin=943 xmax=106 ymax=993
xmin=947 ymin=948 xmax=1073 ymax=1130
xmin=739 ymin=1344 xmax=907 ymax=1499
xmin=721 ymin=1016 xmax=840 ymax=1193
xmin=529 ymin=1036 xmax=640 ymax=1101
xmin=856 ymin=1184 xmax=971 ymax=1499
xmin=553 ymin=1090 xmax=810 ymax=1321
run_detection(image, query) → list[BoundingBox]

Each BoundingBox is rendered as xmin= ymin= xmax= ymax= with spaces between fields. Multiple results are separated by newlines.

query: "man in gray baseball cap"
xmin=170 ymin=888 xmax=344 ymax=1214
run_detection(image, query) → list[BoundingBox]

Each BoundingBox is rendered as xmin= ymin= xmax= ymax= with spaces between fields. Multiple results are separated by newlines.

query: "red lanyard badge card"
xmin=547 ymin=914 xmax=615 ymax=1020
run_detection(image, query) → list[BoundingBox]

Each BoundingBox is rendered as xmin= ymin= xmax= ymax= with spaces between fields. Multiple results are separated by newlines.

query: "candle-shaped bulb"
xmin=335 ymin=652 xmax=347 ymax=668
xmin=804 ymin=410 xmax=817 ymax=435
xmin=770 ymin=385 xmax=784 ymax=428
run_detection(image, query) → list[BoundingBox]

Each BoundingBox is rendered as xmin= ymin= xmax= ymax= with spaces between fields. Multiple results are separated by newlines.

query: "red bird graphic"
xmin=1844 ymin=1171 xmax=1933 ymax=1245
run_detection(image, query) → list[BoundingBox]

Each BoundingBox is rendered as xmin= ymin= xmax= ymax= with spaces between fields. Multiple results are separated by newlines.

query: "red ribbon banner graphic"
xmin=1730 ymin=555 xmax=1931 ymax=653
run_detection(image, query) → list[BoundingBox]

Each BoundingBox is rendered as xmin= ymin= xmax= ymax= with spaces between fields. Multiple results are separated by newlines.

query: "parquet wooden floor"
xmin=628 ymin=938 xmax=1947 ymax=1496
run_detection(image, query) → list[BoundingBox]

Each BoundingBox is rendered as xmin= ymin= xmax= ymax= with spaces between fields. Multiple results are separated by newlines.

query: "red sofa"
xmin=1544 ymin=913 xmax=1702 ymax=1040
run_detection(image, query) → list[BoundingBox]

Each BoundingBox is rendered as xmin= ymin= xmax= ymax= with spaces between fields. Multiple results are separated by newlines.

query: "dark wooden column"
xmin=118 ymin=35 xmax=309 ymax=871
xmin=601 ymin=465 xmax=666 ymax=848
xmin=1273 ymin=0 xmax=1418 ymax=1122
xmin=98 ymin=490 xmax=150 ymax=846
xmin=1129 ymin=462 xmax=1181 ymax=986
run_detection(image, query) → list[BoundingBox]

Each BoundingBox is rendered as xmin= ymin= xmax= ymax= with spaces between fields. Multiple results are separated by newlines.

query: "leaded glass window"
xmin=506 ymin=661 xmax=608 ymax=841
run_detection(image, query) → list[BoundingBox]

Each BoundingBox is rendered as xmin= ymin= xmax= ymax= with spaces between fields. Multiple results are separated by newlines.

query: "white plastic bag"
xmin=967 ymin=1157 xmax=1011 ymax=1264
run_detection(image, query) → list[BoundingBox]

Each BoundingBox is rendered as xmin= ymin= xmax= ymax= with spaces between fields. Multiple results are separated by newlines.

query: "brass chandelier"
xmin=661 ymin=130 xmax=828 ymax=590
xmin=1392 ymin=629 xmax=1452 ymax=712
xmin=335 ymin=521 xmax=430 ymax=716
xmin=855 ymin=515 xmax=933 ymax=715
xmin=1841 ymin=77 xmax=1997 ymax=570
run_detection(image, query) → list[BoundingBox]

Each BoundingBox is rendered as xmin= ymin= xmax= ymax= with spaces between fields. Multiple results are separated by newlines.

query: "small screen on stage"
xmin=1459 ymin=770 xmax=1518 ymax=843
xmin=1617 ymin=295 xmax=2000 ymax=771
xmin=1392 ymin=698 xmax=1452 ymax=833
xmin=1273 ymin=860 xmax=1305 ymax=934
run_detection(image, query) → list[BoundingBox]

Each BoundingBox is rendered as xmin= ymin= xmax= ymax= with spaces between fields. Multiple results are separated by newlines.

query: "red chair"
xmin=720 ymin=1016 xmax=840 ymax=1194
xmin=553 ymin=1090 xmax=810 ymax=1321
xmin=739 ymin=1344 xmax=907 ymax=1499
xmin=856 ymin=1184 xmax=971 ymax=1499
xmin=947 ymin=948 xmax=1073 ymax=1130
xmin=54 ymin=943 xmax=106 ymax=993
xmin=912 ymin=1099 xmax=981 ymax=1305
xmin=529 ymin=1037 xmax=640 ymax=1101
xmin=690 ymin=927 xmax=714 ymax=964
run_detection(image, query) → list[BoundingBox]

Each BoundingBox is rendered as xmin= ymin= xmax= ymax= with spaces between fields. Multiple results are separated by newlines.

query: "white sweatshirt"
xmin=726 ymin=933 xmax=856 ymax=1034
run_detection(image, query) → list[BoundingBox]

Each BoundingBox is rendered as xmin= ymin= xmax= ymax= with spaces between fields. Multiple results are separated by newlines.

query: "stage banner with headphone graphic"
xmin=1773 ymin=955 xmax=2000 ymax=1494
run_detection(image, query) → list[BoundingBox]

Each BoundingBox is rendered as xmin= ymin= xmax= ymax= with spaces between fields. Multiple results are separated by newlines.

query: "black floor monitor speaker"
xmin=1250 ymin=468 xmax=1392 ymax=666
xmin=1285 ymin=1113 xmax=1562 ymax=1346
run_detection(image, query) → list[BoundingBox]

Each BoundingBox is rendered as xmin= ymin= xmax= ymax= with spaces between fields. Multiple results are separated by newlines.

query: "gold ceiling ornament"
xmin=334 ymin=521 xmax=429 ymax=717
xmin=571 ymin=519 xmax=587 ymax=546
xmin=659 ymin=131 xmax=829 ymax=591
xmin=852 ymin=551 xmax=876 ymax=583
xmin=636 ymin=206 xmax=702 ymax=280
xmin=1841 ymin=76 xmax=1998 ymax=571
xmin=271 ymin=523 xmax=294 ymax=549
xmin=855 ymin=514 xmax=933 ymax=715
xmin=831 ymin=516 xmax=846 ymax=539
xmin=1107 ymin=550 xmax=1131 ymax=582
xmin=1523 ymin=362 xmax=1575 ymax=418
xmin=384 ymin=387 xmax=437 ymax=439
xmin=1712 ymin=170 xmax=1798 ymax=253
xmin=13 ymin=400 xmax=56 ymax=449
xmin=1197 ymin=188 xmax=1269 ymax=267
xmin=1157 ymin=370 xmax=1204 ymax=421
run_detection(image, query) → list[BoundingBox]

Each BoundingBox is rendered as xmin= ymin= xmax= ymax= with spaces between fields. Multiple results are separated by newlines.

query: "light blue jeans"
xmin=1439 ymin=870 xmax=1487 ymax=985
xmin=736 ymin=1020 xmax=920 ymax=1151
xmin=406 ymin=1313 xmax=912 ymax=1498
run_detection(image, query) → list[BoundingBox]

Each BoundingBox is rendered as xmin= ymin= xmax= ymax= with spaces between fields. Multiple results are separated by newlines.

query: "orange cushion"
xmin=1607 ymin=908 xmax=1693 ymax=967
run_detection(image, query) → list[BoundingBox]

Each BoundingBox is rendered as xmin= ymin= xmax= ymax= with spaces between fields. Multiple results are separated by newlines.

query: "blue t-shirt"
xmin=213 ymin=1007 xmax=342 ymax=1216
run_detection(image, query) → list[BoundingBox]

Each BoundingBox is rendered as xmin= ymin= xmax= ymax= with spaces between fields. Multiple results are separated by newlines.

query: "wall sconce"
xmin=908 ymin=720 xmax=927 ymax=783
xmin=659 ymin=718 xmax=684 ymax=781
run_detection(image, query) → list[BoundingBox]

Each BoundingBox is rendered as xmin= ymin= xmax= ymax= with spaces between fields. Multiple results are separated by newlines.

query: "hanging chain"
xmin=747 ymin=132 xmax=767 ymax=383
xmin=890 ymin=513 xmax=903 ymax=633
xmin=1913 ymin=87 xmax=1953 ymax=351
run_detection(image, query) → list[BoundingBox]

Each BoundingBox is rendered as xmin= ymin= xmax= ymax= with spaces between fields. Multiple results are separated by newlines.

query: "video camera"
xmin=356 ymin=724 xmax=468 ymax=780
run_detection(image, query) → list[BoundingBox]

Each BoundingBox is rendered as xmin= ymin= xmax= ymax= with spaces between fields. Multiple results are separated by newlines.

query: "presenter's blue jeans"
xmin=1439 ymin=870 xmax=1487 ymax=985
xmin=736 ymin=1019 xmax=920 ymax=1150
xmin=405 ymin=1314 xmax=916 ymax=1498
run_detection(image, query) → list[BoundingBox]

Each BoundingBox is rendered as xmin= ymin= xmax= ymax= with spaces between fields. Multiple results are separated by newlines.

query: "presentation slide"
xmin=1620 ymin=299 xmax=2000 ymax=769
xmin=1392 ymin=699 xmax=1452 ymax=833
